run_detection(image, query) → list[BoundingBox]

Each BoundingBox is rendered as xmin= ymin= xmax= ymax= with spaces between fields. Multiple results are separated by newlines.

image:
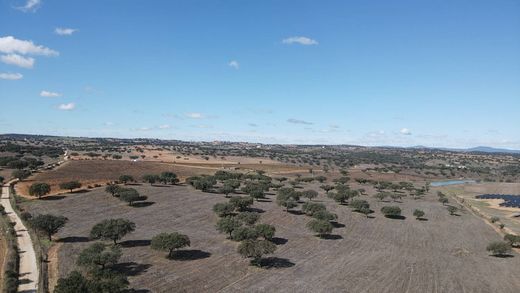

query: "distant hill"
xmin=411 ymin=145 xmax=520 ymax=154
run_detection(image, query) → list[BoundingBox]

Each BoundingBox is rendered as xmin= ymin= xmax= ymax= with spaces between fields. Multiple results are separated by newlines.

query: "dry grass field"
xmin=21 ymin=183 xmax=520 ymax=293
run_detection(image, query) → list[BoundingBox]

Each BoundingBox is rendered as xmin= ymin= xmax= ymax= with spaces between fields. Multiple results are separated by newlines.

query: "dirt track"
xmin=1 ymin=182 xmax=38 ymax=292
xmin=22 ymin=183 xmax=520 ymax=293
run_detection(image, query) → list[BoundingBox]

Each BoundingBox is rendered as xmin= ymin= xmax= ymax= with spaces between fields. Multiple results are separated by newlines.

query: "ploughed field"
xmin=23 ymin=184 xmax=520 ymax=293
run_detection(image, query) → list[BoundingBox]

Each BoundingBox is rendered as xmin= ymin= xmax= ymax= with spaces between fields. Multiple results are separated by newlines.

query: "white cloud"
xmin=40 ymin=90 xmax=61 ymax=97
xmin=287 ymin=118 xmax=313 ymax=125
xmin=135 ymin=127 xmax=152 ymax=131
xmin=228 ymin=60 xmax=239 ymax=69
xmin=186 ymin=112 xmax=204 ymax=119
xmin=158 ymin=124 xmax=171 ymax=129
xmin=0 ymin=36 xmax=58 ymax=56
xmin=400 ymin=128 xmax=412 ymax=135
xmin=282 ymin=36 xmax=318 ymax=45
xmin=0 ymin=72 xmax=23 ymax=80
xmin=58 ymin=103 xmax=75 ymax=111
xmin=16 ymin=0 xmax=41 ymax=12
xmin=1 ymin=54 xmax=34 ymax=68
xmin=55 ymin=28 xmax=78 ymax=36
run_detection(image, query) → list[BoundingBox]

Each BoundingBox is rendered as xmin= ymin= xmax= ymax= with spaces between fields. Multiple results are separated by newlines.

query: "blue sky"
xmin=1 ymin=0 xmax=519 ymax=148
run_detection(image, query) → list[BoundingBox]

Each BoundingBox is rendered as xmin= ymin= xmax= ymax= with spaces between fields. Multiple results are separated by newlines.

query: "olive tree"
xmin=216 ymin=216 xmax=242 ymax=238
xmin=213 ymin=202 xmax=235 ymax=217
xmin=77 ymin=242 xmax=122 ymax=271
xmin=90 ymin=219 xmax=136 ymax=244
xmin=302 ymin=189 xmax=318 ymax=201
xmin=381 ymin=206 xmax=402 ymax=218
xmin=237 ymin=239 xmax=277 ymax=266
xmin=30 ymin=214 xmax=68 ymax=240
xmin=307 ymin=219 xmax=333 ymax=238
xmin=105 ymin=184 xmax=122 ymax=197
xmin=118 ymin=175 xmax=134 ymax=184
xmin=255 ymin=224 xmax=276 ymax=241
xmin=59 ymin=181 xmax=82 ymax=193
xmin=151 ymin=232 xmax=190 ymax=258
xmin=413 ymin=209 xmax=425 ymax=220
xmin=29 ymin=182 xmax=51 ymax=199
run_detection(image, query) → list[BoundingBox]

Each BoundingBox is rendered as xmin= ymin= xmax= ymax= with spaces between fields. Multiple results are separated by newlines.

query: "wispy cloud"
xmin=58 ymin=103 xmax=75 ymax=111
xmin=186 ymin=112 xmax=204 ymax=119
xmin=400 ymin=128 xmax=412 ymax=135
xmin=158 ymin=124 xmax=171 ymax=129
xmin=282 ymin=36 xmax=318 ymax=46
xmin=228 ymin=60 xmax=239 ymax=69
xmin=1 ymin=54 xmax=34 ymax=68
xmin=0 ymin=72 xmax=23 ymax=80
xmin=15 ymin=0 xmax=41 ymax=12
xmin=287 ymin=118 xmax=313 ymax=125
xmin=55 ymin=27 xmax=78 ymax=36
xmin=0 ymin=36 xmax=58 ymax=56
xmin=40 ymin=90 xmax=61 ymax=97
xmin=248 ymin=123 xmax=258 ymax=127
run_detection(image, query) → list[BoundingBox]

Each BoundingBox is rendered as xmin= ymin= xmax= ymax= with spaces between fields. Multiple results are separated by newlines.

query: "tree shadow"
xmin=124 ymin=289 xmax=151 ymax=293
xmin=260 ymin=257 xmax=295 ymax=269
xmin=491 ymin=254 xmax=514 ymax=258
xmin=41 ymin=195 xmax=66 ymax=201
xmin=59 ymin=236 xmax=90 ymax=243
xmin=321 ymin=234 xmax=343 ymax=240
xmin=256 ymin=199 xmax=272 ymax=203
xmin=119 ymin=239 xmax=151 ymax=248
xmin=384 ymin=215 xmax=406 ymax=220
xmin=331 ymin=222 xmax=345 ymax=228
xmin=72 ymin=189 xmax=90 ymax=194
xmin=287 ymin=210 xmax=304 ymax=215
xmin=417 ymin=218 xmax=429 ymax=221
xmin=113 ymin=262 xmax=152 ymax=276
xmin=246 ymin=207 xmax=265 ymax=213
xmin=271 ymin=237 xmax=288 ymax=245
xmin=131 ymin=202 xmax=155 ymax=208
xmin=171 ymin=250 xmax=211 ymax=261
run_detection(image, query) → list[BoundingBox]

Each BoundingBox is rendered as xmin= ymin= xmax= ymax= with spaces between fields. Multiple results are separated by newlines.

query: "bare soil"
xmin=22 ymin=183 xmax=520 ymax=293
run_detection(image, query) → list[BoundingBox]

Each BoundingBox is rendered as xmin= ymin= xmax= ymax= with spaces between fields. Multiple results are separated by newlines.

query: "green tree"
xmin=151 ymin=232 xmax=190 ymax=258
xmin=29 ymin=182 xmax=51 ymax=199
xmin=350 ymin=199 xmax=369 ymax=212
xmin=216 ymin=216 xmax=242 ymax=238
xmin=30 ymin=214 xmax=68 ymax=241
xmin=439 ymin=197 xmax=449 ymax=205
xmin=105 ymin=184 xmax=122 ymax=197
xmin=77 ymin=242 xmax=122 ymax=271
xmin=90 ymin=219 xmax=136 ymax=244
xmin=118 ymin=188 xmax=143 ymax=206
xmin=413 ymin=209 xmax=425 ymax=219
xmin=142 ymin=174 xmax=160 ymax=185
xmin=218 ymin=184 xmax=236 ymax=198
xmin=486 ymin=241 xmax=512 ymax=256
xmin=213 ymin=202 xmax=235 ymax=217
xmin=381 ymin=206 xmax=402 ymax=218
xmin=447 ymin=206 xmax=458 ymax=215
xmin=312 ymin=210 xmax=337 ymax=222
xmin=301 ymin=202 xmax=326 ymax=216
xmin=54 ymin=271 xmax=90 ymax=293
xmin=230 ymin=196 xmax=254 ymax=212
xmin=159 ymin=172 xmax=179 ymax=185
xmin=231 ymin=226 xmax=259 ymax=241
xmin=237 ymin=239 xmax=277 ymax=266
xmin=320 ymin=185 xmax=334 ymax=194
xmin=12 ymin=169 xmax=31 ymax=180
xmin=307 ymin=219 xmax=333 ymax=238
xmin=59 ymin=181 xmax=82 ymax=193
xmin=374 ymin=192 xmax=389 ymax=202
xmin=255 ymin=224 xmax=276 ymax=241
xmin=236 ymin=212 xmax=260 ymax=226
xmin=302 ymin=189 xmax=318 ymax=201
xmin=118 ymin=175 xmax=134 ymax=184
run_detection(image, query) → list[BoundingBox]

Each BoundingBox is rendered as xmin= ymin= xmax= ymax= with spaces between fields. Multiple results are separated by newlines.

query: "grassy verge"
xmin=0 ymin=206 xmax=19 ymax=293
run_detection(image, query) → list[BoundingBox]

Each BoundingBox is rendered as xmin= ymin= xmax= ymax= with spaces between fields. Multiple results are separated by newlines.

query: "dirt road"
xmin=1 ymin=182 xmax=38 ymax=292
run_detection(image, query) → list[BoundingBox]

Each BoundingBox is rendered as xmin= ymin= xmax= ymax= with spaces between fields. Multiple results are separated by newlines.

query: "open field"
xmin=21 ymin=183 xmax=520 ymax=293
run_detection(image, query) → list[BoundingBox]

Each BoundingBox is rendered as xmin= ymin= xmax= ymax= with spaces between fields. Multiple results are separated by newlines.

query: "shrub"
xmin=486 ymin=241 xmax=512 ymax=256
xmin=413 ymin=209 xmax=425 ymax=219
xmin=381 ymin=206 xmax=402 ymax=218
xmin=447 ymin=206 xmax=458 ymax=215
xmin=504 ymin=234 xmax=520 ymax=247
xmin=490 ymin=216 xmax=500 ymax=223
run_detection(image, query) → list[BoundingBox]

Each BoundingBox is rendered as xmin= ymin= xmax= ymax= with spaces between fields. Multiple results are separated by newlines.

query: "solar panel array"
xmin=476 ymin=194 xmax=520 ymax=208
